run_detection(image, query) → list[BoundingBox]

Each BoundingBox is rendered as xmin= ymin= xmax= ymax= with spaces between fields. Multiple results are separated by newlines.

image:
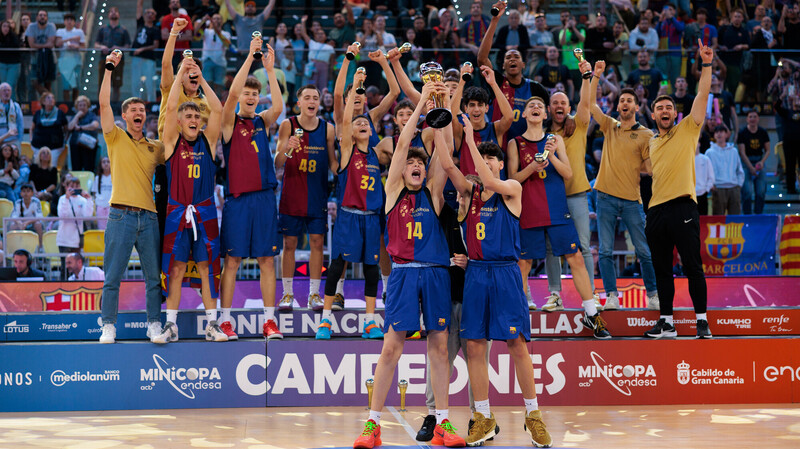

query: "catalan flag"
xmin=780 ymin=215 xmax=800 ymax=275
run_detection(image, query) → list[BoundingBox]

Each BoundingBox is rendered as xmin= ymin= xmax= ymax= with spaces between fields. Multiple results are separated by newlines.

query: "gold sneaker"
xmin=466 ymin=411 xmax=496 ymax=446
xmin=593 ymin=293 xmax=604 ymax=311
xmin=541 ymin=292 xmax=564 ymax=312
xmin=524 ymin=410 xmax=552 ymax=448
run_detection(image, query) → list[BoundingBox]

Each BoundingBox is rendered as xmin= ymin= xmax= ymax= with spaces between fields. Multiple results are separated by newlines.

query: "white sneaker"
xmin=152 ymin=322 xmax=179 ymax=344
xmin=647 ymin=292 xmax=660 ymax=310
xmin=278 ymin=293 xmax=294 ymax=312
xmin=99 ymin=324 xmax=116 ymax=344
xmin=593 ymin=293 xmax=604 ymax=312
xmin=308 ymin=293 xmax=324 ymax=311
xmin=604 ymin=292 xmax=620 ymax=310
xmin=205 ymin=321 xmax=229 ymax=342
xmin=146 ymin=321 xmax=162 ymax=339
xmin=541 ymin=292 xmax=564 ymax=312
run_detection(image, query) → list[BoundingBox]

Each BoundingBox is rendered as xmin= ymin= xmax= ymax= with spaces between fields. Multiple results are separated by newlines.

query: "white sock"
xmin=336 ymin=277 xmax=345 ymax=295
xmin=321 ymin=309 xmax=332 ymax=321
xmin=524 ymin=397 xmax=539 ymax=413
xmin=282 ymin=278 xmax=294 ymax=296
xmin=525 ymin=284 xmax=532 ymax=301
xmin=428 ymin=408 xmax=436 ymax=417
xmin=435 ymin=409 xmax=449 ymax=424
xmin=205 ymin=308 xmax=217 ymax=323
xmin=368 ymin=410 xmax=381 ymax=425
xmin=475 ymin=399 xmax=490 ymax=417
xmin=365 ymin=313 xmax=374 ymax=323
xmin=381 ymin=273 xmax=389 ymax=291
xmin=309 ymin=279 xmax=321 ymax=295
xmin=166 ymin=309 xmax=178 ymax=324
xmin=264 ymin=307 xmax=275 ymax=322
xmin=582 ymin=299 xmax=598 ymax=316
xmin=662 ymin=315 xmax=674 ymax=325
xmin=220 ymin=308 xmax=231 ymax=323
xmin=696 ymin=313 xmax=707 ymax=321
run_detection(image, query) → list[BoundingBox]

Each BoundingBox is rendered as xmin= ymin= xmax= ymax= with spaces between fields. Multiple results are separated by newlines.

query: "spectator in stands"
xmin=551 ymin=10 xmax=571 ymax=37
xmin=55 ymin=13 xmax=85 ymax=102
xmin=747 ymin=4 xmax=767 ymax=31
xmin=224 ymin=0 xmax=275 ymax=60
xmin=346 ymin=0 xmax=373 ymax=19
xmin=410 ymin=15 xmax=434 ymax=60
xmin=519 ymin=0 xmax=544 ymax=30
xmin=461 ymin=0 xmax=491 ymax=61
xmin=629 ymin=15 xmax=659 ymax=53
xmin=329 ymin=6 xmax=357 ymax=49
xmin=695 ymin=140 xmax=715 ymax=215
xmin=374 ymin=15 xmax=397 ymax=49
xmin=424 ymin=0 xmax=454 ymax=26
xmin=197 ymin=14 xmax=231 ymax=94
xmin=684 ymin=8 xmax=718 ymax=50
xmin=372 ymin=0 xmax=397 ymax=16
xmin=709 ymin=74 xmax=738 ymax=138
xmin=433 ymin=8 xmax=460 ymax=69
xmin=14 ymin=149 xmax=30 ymax=199
xmin=30 ymin=147 xmax=57 ymax=205
xmin=298 ymin=16 xmax=336 ymax=95
xmin=778 ymin=3 xmax=800 ymax=56
xmin=291 ymin=23 xmax=307 ymax=71
xmin=57 ymin=175 xmax=94 ymax=279
xmin=95 ymin=7 xmax=131 ymax=102
xmin=92 ymin=156 xmax=112 ymax=230
xmin=17 ymin=13 xmax=33 ymax=102
xmin=269 ymin=23 xmax=291 ymax=59
xmin=0 ymin=83 xmax=23 ymax=147
xmin=161 ymin=0 xmax=194 ymax=67
xmin=320 ymin=90 xmax=335 ymax=122
xmin=24 ymin=10 xmax=57 ymax=96
xmin=9 ymin=183 xmax=44 ymax=245
xmin=626 ymin=50 xmax=664 ymax=102
xmin=584 ymin=13 xmax=615 ymax=63
xmin=492 ymin=9 xmax=530 ymax=70
xmin=655 ymin=4 xmax=685 ymax=85
xmin=719 ymin=9 xmax=750 ymax=93
xmin=634 ymin=83 xmax=655 ymax=129
xmin=191 ymin=0 xmax=219 ymax=23
xmin=281 ymin=46 xmax=298 ymax=104
xmin=737 ymin=111 xmax=769 ymax=214
xmin=132 ymin=0 xmax=161 ymax=102
xmin=13 ymin=249 xmax=45 ymax=278
xmin=399 ymin=0 xmax=423 ymax=21
xmin=0 ymin=20 xmax=22 ymax=97
xmin=67 ymin=96 xmax=100 ymax=172
xmin=706 ymin=125 xmax=744 ymax=214
xmin=0 ymin=142 xmax=19 ymax=201
xmin=690 ymin=47 xmax=727 ymax=87
xmin=30 ymin=92 xmax=67 ymax=169
xmin=774 ymin=86 xmax=800 ymax=194
xmin=535 ymin=46 xmax=575 ymax=101
xmin=66 ymin=253 xmax=105 ymax=281
xmin=749 ymin=14 xmax=778 ymax=101
xmin=607 ymin=20 xmax=629 ymax=78
xmin=528 ymin=13 xmax=554 ymax=75
xmin=557 ymin=13 xmax=586 ymax=88
xmin=671 ymin=76 xmax=694 ymax=119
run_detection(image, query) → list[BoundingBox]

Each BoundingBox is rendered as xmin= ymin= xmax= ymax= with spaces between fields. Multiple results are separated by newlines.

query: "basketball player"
xmin=218 ymin=36 xmax=284 ymax=340
xmin=274 ymin=85 xmax=337 ymax=313
xmin=153 ymin=58 xmax=226 ymax=344
xmin=441 ymin=113 xmax=553 ymax=447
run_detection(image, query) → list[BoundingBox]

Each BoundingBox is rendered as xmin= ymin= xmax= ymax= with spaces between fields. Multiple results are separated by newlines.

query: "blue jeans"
xmin=0 ymin=183 xmax=16 ymax=202
xmin=596 ymin=192 xmax=657 ymax=295
xmin=545 ymin=193 xmax=595 ymax=293
xmin=0 ymin=62 xmax=20 ymax=96
xmin=101 ymin=207 xmax=162 ymax=324
xmin=741 ymin=169 xmax=766 ymax=214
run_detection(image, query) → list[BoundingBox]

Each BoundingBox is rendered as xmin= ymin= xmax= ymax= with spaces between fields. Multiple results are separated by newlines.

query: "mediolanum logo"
xmin=3 ymin=320 xmax=30 ymax=333
xmin=51 ymin=370 xmax=121 ymax=387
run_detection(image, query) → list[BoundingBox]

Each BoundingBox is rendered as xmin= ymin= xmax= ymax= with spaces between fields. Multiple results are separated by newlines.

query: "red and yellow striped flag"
xmin=780 ymin=216 xmax=800 ymax=275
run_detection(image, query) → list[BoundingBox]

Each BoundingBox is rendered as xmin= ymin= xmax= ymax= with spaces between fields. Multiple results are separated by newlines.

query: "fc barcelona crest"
xmin=40 ymin=287 xmax=103 ymax=311
xmin=705 ymin=222 xmax=745 ymax=262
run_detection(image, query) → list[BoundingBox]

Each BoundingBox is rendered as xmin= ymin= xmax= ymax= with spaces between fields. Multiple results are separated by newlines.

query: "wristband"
xmin=582 ymin=72 xmax=593 ymax=80
xmin=701 ymin=62 xmax=712 ymax=67
xmin=170 ymin=32 xmax=180 ymax=36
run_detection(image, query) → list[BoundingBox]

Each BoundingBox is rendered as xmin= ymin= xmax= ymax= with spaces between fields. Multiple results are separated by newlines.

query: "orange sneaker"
xmin=353 ymin=419 xmax=381 ymax=448
xmin=263 ymin=319 xmax=283 ymax=339
xmin=430 ymin=419 xmax=465 ymax=447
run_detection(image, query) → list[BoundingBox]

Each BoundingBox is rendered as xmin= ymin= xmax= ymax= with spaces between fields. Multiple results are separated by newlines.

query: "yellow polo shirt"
xmin=648 ymin=117 xmax=703 ymax=208
xmin=593 ymin=115 xmax=653 ymax=202
xmin=104 ymin=126 xmax=165 ymax=212
xmin=158 ymin=83 xmax=210 ymax=137
xmin=554 ymin=116 xmax=591 ymax=196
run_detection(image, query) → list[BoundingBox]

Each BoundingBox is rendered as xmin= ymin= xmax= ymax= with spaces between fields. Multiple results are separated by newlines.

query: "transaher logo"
xmin=140 ymin=354 xmax=221 ymax=399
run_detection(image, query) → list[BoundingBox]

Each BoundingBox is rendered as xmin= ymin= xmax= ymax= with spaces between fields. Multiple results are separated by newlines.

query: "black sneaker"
xmin=580 ymin=312 xmax=612 ymax=339
xmin=416 ymin=414 xmax=436 ymax=441
xmin=644 ymin=318 xmax=678 ymax=338
xmin=468 ymin=418 xmax=499 ymax=441
xmin=696 ymin=319 xmax=713 ymax=339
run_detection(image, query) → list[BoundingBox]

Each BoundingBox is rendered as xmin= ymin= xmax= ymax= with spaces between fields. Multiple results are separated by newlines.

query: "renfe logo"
xmin=3 ymin=321 xmax=30 ymax=333
xmin=140 ymin=354 xmax=221 ymax=399
xmin=578 ymin=352 xmax=657 ymax=396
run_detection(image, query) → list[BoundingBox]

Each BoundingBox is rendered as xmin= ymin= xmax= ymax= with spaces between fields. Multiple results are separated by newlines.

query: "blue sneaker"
xmin=316 ymin=318 xmax=332 ymax=340
xmin=362 ymin=320 xmax=384 ymax=339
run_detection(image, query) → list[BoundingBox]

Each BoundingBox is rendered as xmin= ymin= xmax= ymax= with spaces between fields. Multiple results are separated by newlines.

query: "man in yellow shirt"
xmin=644 ymin=39 xmax=715 ymax=340
xmin=98 ymin=50 xmax=166 ymax=344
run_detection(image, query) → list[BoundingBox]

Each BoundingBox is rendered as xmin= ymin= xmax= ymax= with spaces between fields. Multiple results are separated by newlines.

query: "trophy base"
xmin=426 ymin=108 xmax=452 ymax=129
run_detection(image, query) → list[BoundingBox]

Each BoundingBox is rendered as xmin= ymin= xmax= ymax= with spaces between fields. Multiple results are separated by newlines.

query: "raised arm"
xmin=437 ymin=121 xmax=471 ymax=198
xmin=274 ymin=119 xmax=295 ymax=169
xmin=326 ymin=122 xmax=339 ymax=173
xmin=547 ymin=134 xmax=572 ymax=179
xmin=99 ymin=51 xmax=121 ymax=134
xmin=263 ymin=0 xmax=276 ymax=19
xmin=691 ymin=39 xmax=714 ymax=126
xmin=257 ymin=44 xmax=284 ymax=125
xmin=224 ymin=0 xmax=238 ymax=21
xmin=450 ymin=71 xmax=466 ymax=141
xmin=589 ymin=60 xmax=613 ymax=129
xmin=478 ymin=1 xmax=505 ymax=68
xmin=222 ymin=36 xmax=260 ymax=141
xmin=483 ymin=64 xmax=513 ymax=136
xmin=386 ymin=84 xmax=432 ymax=195
xmin=368 ymin=50 xmax=401 ymax=123
xmin=388 ymin=48 xmax=421 ymax=105
xmin=298 ymin=16 xmax=311 ymax=44
xmin=161 ymin=18 xmax=189 ymax=89
xmin=197 ymin=68 xmax=223 ymax=151
xmin=334 ymin=42 xmax=361 ymax=128
xmin=462 ymin=114 xmax=521 ymax=198
xmin=340 ymin=69 xmax=365 ymax=169
xmin=163 ymin=60 xmax=193 ymax=159
xmin=574 ymin=59 xmax=593 ymax=125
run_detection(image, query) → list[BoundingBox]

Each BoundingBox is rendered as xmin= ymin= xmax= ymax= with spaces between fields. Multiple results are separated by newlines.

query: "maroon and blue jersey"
xmin=457 ymin=121 xmax=499 ymax=177
xmin=337 ymin=145 xmax=383 ymax=213
xmin=279 ymin=116 xmax=330 ymax=218
xmin=167 ymin=133 xmax=216 ymax=205
xmin=392 ymin=131 xmax=429 ymax=168
xmin=386 ymin=187 xmax=449 ymax=266
xmin=515 ymin=135 xmax=571 ymax=229
xmin=223 ymin=115 xmax=278 ymax=197
xmin=490 ymin=77 xmax=536 ymax=141
xmin=463 ymin=184 xmax=520 ymax=261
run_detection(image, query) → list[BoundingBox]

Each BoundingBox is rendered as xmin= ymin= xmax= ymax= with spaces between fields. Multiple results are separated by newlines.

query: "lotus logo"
xmin=677 ymin=360 xmax=690 ymax=385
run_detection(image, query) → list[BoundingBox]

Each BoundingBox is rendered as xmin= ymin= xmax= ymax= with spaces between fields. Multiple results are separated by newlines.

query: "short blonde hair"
xmin=36 ymin=146 xmax=52 ymax=166
xmin=75 ymin=95 xmax=91 ymax=107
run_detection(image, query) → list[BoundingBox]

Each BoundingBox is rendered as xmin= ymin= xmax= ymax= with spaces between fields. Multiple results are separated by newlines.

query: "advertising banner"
xmin=700 ymin=215 xmax=779 ymax=276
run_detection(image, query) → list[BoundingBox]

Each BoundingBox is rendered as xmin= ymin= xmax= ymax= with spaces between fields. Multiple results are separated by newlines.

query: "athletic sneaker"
xmin=593 ymin=293 xmax=604 ymax=311
xmin=205 ymin=321 xmax=229 ymax=342
xmin=152 ymin=322 xmax=179 ymax=344
xmin=362 ymin=320 xmax=384 ymax=339
xmin=468 ymin=418 xmax=499 ymax=442
xmin=466 ymin=412 xmax=497 ymax=446
xmin=332 ymin=293 xmax=345 ymax=311
xmin=219 ymin=321 xmax=238 ymax=340
xmin=528 ymin=297 xmax=537 ymax=310
xmin=263 ymin=319 xmax=283 ymax=339
xmin=644 ymin=318 xmax=677 ymax=338
xmin=430 ymin=420 xmax=466 ymax=447
xmin=580 ymin=313 xmax=612 ymax=339
xmin=541 ymin=292 xmax=564 ymax=312
xmin=99 ymin=324 xmax=116 ymax=344
xmin=278 ymin=293 xmax=294 ymax=312
xmin=146 ymin=321 xmax=162 ymax=340
xmin=416 ymin=414 xmax=436 ymax=441
xmin=524 ymin=410 xmax=553 ymax=448
xmin=604 ymin=292 xmax=620 ymax=310
xmin=647 ymin=292 xmax=660 ymax=310
xmin=308 ymin=293 xmax=324 ymax=311
xmin=353 ymin=419 xmax=381 ymax=448
xmin=407 ymin=331 xmax=422 ymax=340
xmin=696 ymin=319 xmax=713 ymax=339
xmin=316 ymin=318 xmax=332 ymax=340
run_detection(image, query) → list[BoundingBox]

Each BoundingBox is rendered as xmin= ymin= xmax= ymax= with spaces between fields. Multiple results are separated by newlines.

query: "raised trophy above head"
xmin=420 ymin=62 xmax=452 ymax=128
xmin=355 ymin=67 xmax=367 ymax=95
xmin=346 ymin=41 xmax=361 ymax=61
xmin=572 ymin=48 xmax=592 ymax=79
xmin=105 ymin=49 xmax=122 ymax=71
xmin=182 ymin=49 xmax=194 ymax=59
xmin=462 ymin=62 xmax=473 ymax=82
xmin=491 ymin=0 xmax=508 ymax=16
xmin=252 ymin=31 xmax=263 ymax=60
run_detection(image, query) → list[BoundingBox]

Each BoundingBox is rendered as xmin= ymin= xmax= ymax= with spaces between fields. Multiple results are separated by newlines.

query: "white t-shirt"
xmin=201 ymin=28 xmax=231 ymax=67
xmin=92 ymin=174 xmax=112 ymax=209
xmin=56 ymin=28 xmax=85 ymax=50
xmin=380 ymin=31 xmax=396 ymax=49
xmin=307 ymin=40 xmax=335 ymax=65
xmin=12 ymin=197 xmax=43 ymax=218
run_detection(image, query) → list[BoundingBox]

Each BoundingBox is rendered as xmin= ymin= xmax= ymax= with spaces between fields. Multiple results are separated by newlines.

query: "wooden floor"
xmin=1 ymin=404 xmax=798 ymax=448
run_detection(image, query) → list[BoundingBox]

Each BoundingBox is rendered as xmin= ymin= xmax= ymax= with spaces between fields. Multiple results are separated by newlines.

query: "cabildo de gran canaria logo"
xmin=705 ymin=222 xmax=745 ymax=262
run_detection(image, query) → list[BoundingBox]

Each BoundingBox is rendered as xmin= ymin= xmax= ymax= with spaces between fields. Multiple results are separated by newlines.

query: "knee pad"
xmin=363 ymin=263 xmax=379 ymax=297
xmin=324 ymin=256 xmax=345 ymax=296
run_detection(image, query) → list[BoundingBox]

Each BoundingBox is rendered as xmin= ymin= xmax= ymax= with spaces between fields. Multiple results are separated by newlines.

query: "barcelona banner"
xmin=699 ymin=215 xmax=778 ymax=276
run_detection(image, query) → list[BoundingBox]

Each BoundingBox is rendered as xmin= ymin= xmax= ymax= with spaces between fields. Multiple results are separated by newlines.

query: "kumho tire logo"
xmin=577 ymin=351 xmax=657 ymax=396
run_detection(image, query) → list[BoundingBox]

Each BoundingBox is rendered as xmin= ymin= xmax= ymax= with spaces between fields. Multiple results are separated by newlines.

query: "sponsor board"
xmin=0 ymin=341 xmax=266 ymax=412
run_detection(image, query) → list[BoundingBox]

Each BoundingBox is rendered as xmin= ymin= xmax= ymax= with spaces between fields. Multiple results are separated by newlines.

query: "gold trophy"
xmin=491 ymin=0 xmax=508 ymax=16
xmin=461 ymin=61 xmax=473 ymax=82
xmin=365 ymin=378 xmax=374 ymax=409
xmin=252 ymin=31 xmax=263 ymax=60
xmin=355 ymin=67 xmax=367 ymax=95
xmin=420 ymin=62 xmax=452 ymax=128
xmin=105 ymin=48 xmax=122 ymax=71
xmin=346 ymin=41 xmax=361 ymax=61
xmin=386 ymin=42 xmax=413 ymax=59
xmin=286 ymin=128 xmax=303 ymax=159
xmin=572 ymin=48 xmax=592 ymax=79
xmin=536 ymin=135 xmax=554 ymax=163
xmin=398 ymin=379 xmax=408 ymax=412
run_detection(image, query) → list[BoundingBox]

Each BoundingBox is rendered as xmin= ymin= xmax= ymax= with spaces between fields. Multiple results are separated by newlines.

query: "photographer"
xmin=56 ymin=175 xmax=93 ymax=279
xmin=195 ymin=13 xmax=230 ymax=94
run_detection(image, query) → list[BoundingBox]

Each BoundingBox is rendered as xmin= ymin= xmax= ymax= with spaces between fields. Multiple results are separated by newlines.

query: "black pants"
xmin=785 ymin=137 xmax=799 ymax=193
xmin=70 ymin=145 xmax=97 ymax=172
xmin=696 ymin=193 xmax=709 ymax=216
xmin=645 ymin=197 xmax=707 ymax=315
